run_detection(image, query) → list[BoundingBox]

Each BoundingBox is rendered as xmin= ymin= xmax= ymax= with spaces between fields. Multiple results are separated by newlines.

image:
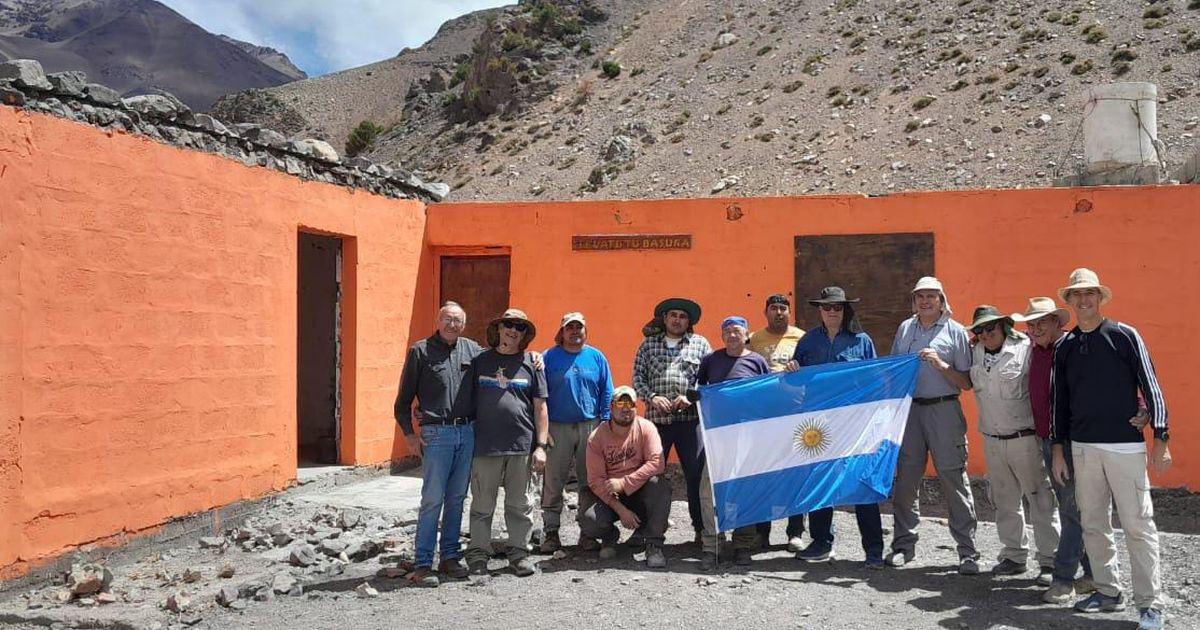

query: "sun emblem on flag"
xmin=793 ymin=418 xmax=831 ymax=455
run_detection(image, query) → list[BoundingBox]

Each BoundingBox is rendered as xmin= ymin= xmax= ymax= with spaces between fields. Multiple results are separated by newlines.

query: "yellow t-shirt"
xmin=748 ymin=326 xmax=805 ymax=372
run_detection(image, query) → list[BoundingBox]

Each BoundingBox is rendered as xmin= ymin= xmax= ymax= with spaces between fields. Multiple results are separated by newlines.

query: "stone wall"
xmin=0 ymin=59 xmax=448 ymax=203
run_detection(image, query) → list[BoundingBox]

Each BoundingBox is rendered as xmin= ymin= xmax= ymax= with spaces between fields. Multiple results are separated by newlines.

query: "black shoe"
xmin=734 ymin=548 xmax=753 ymax=566
xmin=437 ymin=558 xmax=468 ymax=580
xmin=692 ymin=531 xmax=703 ymax=546
xmin=626 ymin=534 xmax=646 ymax=551
xmin=700 ymin=551 xmax=719 ymax=572
xmin=796 ymin=543 xmax=834 ymax=562
xmin=509 ymin=556 xmax=536 ymax=577
xmin=991 ymin=558 xmax=1027 ymax=576
xmin=467 ymin=560 xmax=489 ymax=576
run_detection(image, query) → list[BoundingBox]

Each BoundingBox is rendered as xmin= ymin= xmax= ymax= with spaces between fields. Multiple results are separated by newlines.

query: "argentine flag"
xmin=698 ymin=354 xmax=920 ymax=532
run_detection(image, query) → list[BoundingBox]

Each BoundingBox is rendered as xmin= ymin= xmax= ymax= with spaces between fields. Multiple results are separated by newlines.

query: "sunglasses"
xmin=613 ymin=399 xmax=636 ymax=409
xmin=501 ymin=320 xmax=529 ymax=332
xmin=819 ymin=304 xmax=844 ymax=312
xmin=972 ymin=322 xmax=1001 ymax=335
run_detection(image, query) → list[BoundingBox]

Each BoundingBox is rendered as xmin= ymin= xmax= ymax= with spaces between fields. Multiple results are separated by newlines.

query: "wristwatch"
xmin=1154 ymin=429 xmax=1169 ymax=442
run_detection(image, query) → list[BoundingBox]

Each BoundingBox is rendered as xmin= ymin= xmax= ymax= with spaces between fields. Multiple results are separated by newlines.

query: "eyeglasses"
xmin=501 ymin=321 xmax=529 ymax=332
xmin=819 ymin=304 xmax=844 ymax=312
xmin=972 ymin=322 xmax=1001 ymax=335
xmin=613 ymin=399 xmax=636 ymax=409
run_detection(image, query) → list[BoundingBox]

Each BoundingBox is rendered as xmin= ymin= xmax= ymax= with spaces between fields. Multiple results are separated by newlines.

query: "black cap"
xmin=765 ymin=294 xmax=790 ymax=308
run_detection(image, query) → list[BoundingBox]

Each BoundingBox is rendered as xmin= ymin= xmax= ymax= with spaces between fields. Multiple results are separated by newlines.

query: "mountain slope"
xmin=217 ymin=0 xmax=1200 ymax=199
xmin=0 ymin=0 xmax=300 ymax=108
xmin=218 ymin=35 xmax=307 ymax=82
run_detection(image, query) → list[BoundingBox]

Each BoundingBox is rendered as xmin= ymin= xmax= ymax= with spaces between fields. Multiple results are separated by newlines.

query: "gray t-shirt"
xmin=465 ymin=350 xmax=548 ymax=456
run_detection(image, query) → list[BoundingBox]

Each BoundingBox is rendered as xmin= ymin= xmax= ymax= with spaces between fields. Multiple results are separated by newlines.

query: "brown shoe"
xmin=438 ymin=558 xmax=468 ymax=580
xmin=408 ymin=566 xmax=439 ymax=588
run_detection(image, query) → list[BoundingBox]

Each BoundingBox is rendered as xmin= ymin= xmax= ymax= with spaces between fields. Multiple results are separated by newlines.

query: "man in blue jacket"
xmin=540 ymin=312 xmax=614 ymax=553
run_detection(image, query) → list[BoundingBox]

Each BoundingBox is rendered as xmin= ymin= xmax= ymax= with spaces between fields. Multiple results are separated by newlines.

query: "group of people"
xmin=394 ymin=267 xmax=1171 ymax=630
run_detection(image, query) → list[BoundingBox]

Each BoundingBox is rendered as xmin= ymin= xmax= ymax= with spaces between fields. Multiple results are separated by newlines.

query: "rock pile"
xmin=0 ymin=59 xmax=449 ymax=202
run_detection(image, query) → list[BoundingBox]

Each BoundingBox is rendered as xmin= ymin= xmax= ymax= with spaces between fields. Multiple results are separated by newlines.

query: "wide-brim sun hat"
xmin=654 ymin=297 xmax=701 ymax=324
xmin=485 ymin=307 xmax=537 ymax=349
xmin=1057 ymin=267 xmax=1112 ymax=305
xmin=808 ymin=286 xmax=861 ymax=305
xmin=968 ymin=305 xmax=1011 ymax=331
xmin=1010 ymin=297 xmax=1071 ymax=325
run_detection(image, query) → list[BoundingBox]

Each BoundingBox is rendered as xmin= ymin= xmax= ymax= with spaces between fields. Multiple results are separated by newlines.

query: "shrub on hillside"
xmin=345 ymin=120 xmax=383 ymax=157
xmin=601 ymin=60 xmax=621 ymax=78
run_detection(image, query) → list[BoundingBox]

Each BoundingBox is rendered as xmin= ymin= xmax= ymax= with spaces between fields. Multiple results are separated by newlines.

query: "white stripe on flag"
xmin=703 ymin=397 xmax=912 ymax=485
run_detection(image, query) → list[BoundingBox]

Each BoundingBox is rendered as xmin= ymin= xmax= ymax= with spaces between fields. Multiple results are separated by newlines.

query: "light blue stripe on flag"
xmin=698 ymin=354 xmax=920 ymax=532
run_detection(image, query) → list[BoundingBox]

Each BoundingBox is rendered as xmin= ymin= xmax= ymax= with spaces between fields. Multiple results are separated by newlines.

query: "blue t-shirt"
xmin=543 ymin=345 xmax=614 ymax=423
xmin=792 ymin=327 xmax=877 ymax=366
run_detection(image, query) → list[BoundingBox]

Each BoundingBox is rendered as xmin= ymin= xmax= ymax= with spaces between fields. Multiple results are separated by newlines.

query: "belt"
xmin=984 ymin=428 xmax=1037 ymax=440
xmin=913 ymin=394 xmax=959 ymax=406
xmin=423 ymin=417 xmax=473 ymax=426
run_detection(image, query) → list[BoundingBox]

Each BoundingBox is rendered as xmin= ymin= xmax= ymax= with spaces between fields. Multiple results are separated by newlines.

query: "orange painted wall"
xmin=0 ymin=108 xmax=426 ymax=577
xmin=423 ymin=189 xmax=1200 ymax=487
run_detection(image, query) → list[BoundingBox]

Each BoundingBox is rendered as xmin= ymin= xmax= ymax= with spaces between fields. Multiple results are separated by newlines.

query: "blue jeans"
xmin=1040 ymin=438 xmax=1092 ymax=582
xmin=808 ymin=504 xmax=884 ymax=561
xmin=414 ymin=423 xmax=474 ymax=568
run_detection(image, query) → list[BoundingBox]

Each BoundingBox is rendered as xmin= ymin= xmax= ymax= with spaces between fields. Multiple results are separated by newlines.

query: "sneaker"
xmin=700 ymin=551 xmax=719 ymax=572
xmin=645 ymin=544 xmax=667 ymax=569
xmin=885 ymin=550 xmax=911 ymax=568
xmin=1036 ymin=566 xmax=1054 ymax=587
xmin=1074 ymin=591 xmax=1126 ymax=613
xmin=958 ymin=557 xmax=980 ymax=576
xmin=509 ymin=556 xmax=536 ymax=577
xmin=598 ymin=544 xmax=617 ymax=560
xmin=865 ymin=556 xmax=885 ymax=570
xmin=991 ymin=558 xmax=1027 ymax=576
xmin=1042 ymin=580 xmax=1076 ymax=605
xmin=579 ymin=538 xmax=601 ymax=552
xmin=1074 ymin=576 xmax=1096 ymax=594
xmin=539 ymin=530 xmax=561 ymax=554
xmin=1137 ymin=608 xmax=1164 ymax=630
xmin=467 ymin=560 xmax=489 ymax=576
xmin=734 ymin=548 xmax=753 ymax=566
xmin=786 ymin=536 xmax=805 ymax=553
xmin=407 ymin=566 xmax=439 ymax=588
xmin=796 ymin=543 xmax=834 ymax=562
xmin=437 ymin=558 xmax=469 ymax=580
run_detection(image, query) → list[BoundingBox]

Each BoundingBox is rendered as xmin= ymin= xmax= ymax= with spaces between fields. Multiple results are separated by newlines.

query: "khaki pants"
xmin=981 ymin=434 xmax=1060 ymax=566
xmin=466 ymin=454 xmax=534 ymax=564
xmin=891 ymin=399 xmax=979 ymax=559
xmin=1072 ymin=443 xmax=1163 ymax=610
xmin=541 ymin=420 xmax=596 ymax=534
xmin=699 ymin=463 xmax=719 ymax=555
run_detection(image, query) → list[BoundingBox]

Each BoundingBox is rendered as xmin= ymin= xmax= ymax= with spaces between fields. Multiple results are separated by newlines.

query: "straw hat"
xmin=1057 ymin=268 xmax=1112 ymax=304
xmin=1010 ymin=297 xmax=1071 ymax=325
xmin=485 ymin=308 xmax=537 ymax=350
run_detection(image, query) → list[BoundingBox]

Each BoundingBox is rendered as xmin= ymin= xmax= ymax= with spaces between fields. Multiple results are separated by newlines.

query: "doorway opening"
xmin=297 ymin=232 xmax=343 ymax=465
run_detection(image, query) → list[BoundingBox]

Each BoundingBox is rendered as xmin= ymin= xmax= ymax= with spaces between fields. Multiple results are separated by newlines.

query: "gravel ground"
xmin=3 ymin=476 xmax=1198 ymax=630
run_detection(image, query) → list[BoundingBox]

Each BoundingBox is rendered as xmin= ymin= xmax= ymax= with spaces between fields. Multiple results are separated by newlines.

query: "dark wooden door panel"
xmin=794 ymin=233 xmax=935 ymax=355
xmin=440 ymin=256 xmax=511 ymax=346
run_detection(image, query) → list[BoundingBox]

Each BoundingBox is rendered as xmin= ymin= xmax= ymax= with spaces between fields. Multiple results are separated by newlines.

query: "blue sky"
xmin=158 ymin=0 xmax=512 ymax=77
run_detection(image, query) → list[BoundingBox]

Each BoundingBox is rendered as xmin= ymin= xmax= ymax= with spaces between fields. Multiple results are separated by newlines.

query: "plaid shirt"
xmin=632 ymin=333 xmax=712 ymax=424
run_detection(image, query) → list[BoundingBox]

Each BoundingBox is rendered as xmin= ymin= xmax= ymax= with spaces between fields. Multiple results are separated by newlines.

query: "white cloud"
xmin=159 ymin=0 xmax=512 ymax=76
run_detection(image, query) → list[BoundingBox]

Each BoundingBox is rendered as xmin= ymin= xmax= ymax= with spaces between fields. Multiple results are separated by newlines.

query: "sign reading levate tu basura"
xmin=572 ymin=234 xmax=692 ymax=251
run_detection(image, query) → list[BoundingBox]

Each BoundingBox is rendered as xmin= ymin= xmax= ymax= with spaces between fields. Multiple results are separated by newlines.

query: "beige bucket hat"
xmin=1011 ymin=297 xmax=1071 ymax=325
xmin=1057 ymin=268 xmax=1112 ymax=304
xmin=910 ymin=276 xmax=952 ymax=315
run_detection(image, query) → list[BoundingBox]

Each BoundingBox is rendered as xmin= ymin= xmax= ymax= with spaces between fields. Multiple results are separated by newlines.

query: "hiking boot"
xmin=539 ymin=530 xmax=561 ymax=554
xmin=1137 ymin=608 xmax=1164 ymax=630
xmin=734 ymin=548 xmax=753 ymax=566
xmin=991 ymin=558 xmax=1027 ymax=576
xmin=885 ymin=550 xmax=911 ymax=568
xmin=645 ymin=543 xmax=667 ymax=569
xmin=786 ymin=536 xmax=805 ymax=553
xmin=1036 ymin=565 xmax=1054 ymax=587
xmin=1073 ymin=576 xmax=1096 ymax=594
xmin=467 ymin=560 xmax=489 ymax=576
xmin=1074 ymin=591 xmax=1125 ymax=613
xmin=437 ymin=558 xmax=469 ymax=580
xmin=958 ymin=557 xmax=980 ymax=576
xmin=864 ymin=555 xmax=885 ymax=570
xmin=408 ymin=566 xmax=439 ymax=588
xmin=1042 ymin=580 xmax=1076 ymax=605
xmin=700 ymin=551 xmax=719 ymax=572
xmin=598 ymin=543 xmax=617 ymax=560
xmin=578 ymin=537 xmax=601 ymax=552
xmin=509 ymin=556 xmax=536 ymax=577
xmin=796 ymin=543 xmax=834 ymax=563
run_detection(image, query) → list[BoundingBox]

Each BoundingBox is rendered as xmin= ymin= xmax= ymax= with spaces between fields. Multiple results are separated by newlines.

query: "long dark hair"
xmin=842 ymin=303 xmax=864 ymax=334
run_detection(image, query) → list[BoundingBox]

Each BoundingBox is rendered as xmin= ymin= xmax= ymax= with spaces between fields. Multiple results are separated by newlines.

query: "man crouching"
xmin=578 ymin=385 xmax=671 ymax=569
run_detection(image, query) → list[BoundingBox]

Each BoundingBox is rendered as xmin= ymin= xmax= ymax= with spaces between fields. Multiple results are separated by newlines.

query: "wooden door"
xmin=440 ymin=256 xmax=511 ymax=346
xmin=794 ymin=233 xmax=934 ymax=354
